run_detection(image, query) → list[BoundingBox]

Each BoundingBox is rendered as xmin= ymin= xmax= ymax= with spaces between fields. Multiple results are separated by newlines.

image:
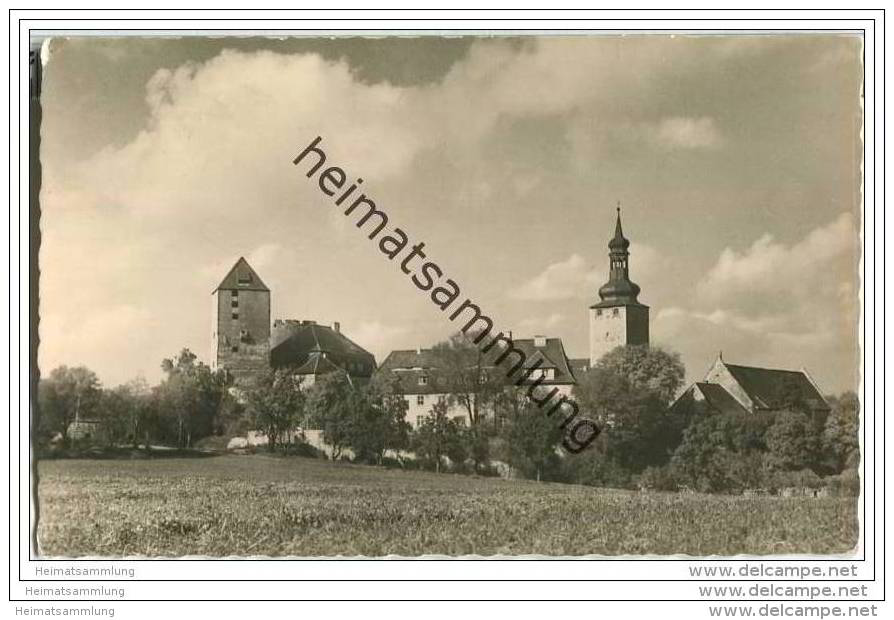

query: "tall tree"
xmin=594 ymin=345 xmax=685 ymax=405
xmin=500 ymin=387 xmax=564 ymax=481
xmin=243 ymin=369 xmax=305 ymax=452
xmin=412 ymin=400 xmax=465 ymax=473
xmin=822 ymin=391 xmax=860 ymax=473
xmin=156 ymin=349 xmax=228 ymax=447
xmin=304 ymin=372 xmax=357 ymax=460
xmin=37 ymin=366 xmax=101 ymax=446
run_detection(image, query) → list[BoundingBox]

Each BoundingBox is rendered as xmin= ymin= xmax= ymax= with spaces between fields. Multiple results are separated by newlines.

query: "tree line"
xmin=36 ymin=337 xmax=859 ymax=495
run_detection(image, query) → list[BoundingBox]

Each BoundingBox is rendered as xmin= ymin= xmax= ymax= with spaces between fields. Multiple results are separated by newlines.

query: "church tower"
xmin=589 ymin=206 xmax=650 ymax=366
xmin=212 ymin=257 xmax=271 ymax=384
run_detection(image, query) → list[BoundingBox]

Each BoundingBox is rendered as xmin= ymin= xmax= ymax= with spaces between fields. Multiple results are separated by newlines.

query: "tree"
xmin=355 ymin=374 xmax=412 ymax=464
xmin=156 ymin=349 xmax=228 ymax=448
xmin=243 ymin=369 xmax=306 ymax=452
xmin=412 ymin=399 xmax=465 ymax=473
xmin=765 ymin=410 xmax=821 ymax=472
xmin=304 ymin=372 xmax=357 ymax=460
xmin=96 ymin=378 xmax=152 ymax=448
xmin=37 ymin=366 xmax=101 ymax=447
xmin=430 ymin=332 xmax=506 ymax=426
xmin=500 ymin=387 xmax=564 ymax=481
xmin=429 ymin=331 xmax=508 ymax=471
xmin=822 ymin=391 xmax=860 ymax=473
xmin=594 ymin=345 xmax=685 ymax=405
xmin=670 ymin=411 xmax=774 ymax=492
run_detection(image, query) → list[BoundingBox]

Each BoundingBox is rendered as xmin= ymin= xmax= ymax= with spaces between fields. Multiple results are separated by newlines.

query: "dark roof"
xmin=377 ymin=337 xmax=577 ymax=394
xmin=214 ymin=257 xmax=270 ymax=293
xmin=694 ymin=382 xmax=749 ymax=416
xmin=512 ymin=338 xmax=576 ymax=384
xmin=723 ymin=363 xmax=830 ymax=412
xmin=270 ymin=321 xmax=375 ymax=377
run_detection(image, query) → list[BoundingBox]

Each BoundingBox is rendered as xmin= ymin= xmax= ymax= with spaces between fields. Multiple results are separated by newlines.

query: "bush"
xmin=277 ymin=441 xmax=325 ymax=459
xmin=638 ymin=466 xmax=679 ymax=492
xmin=824 ymin=468 xmax=860 ymax=497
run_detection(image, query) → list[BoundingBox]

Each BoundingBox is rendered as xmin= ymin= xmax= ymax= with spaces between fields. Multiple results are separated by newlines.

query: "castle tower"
xmin=212 ymin=257 xmax=271 ymax=384
xmin=589 ymin=206 xmax=650 ymax=366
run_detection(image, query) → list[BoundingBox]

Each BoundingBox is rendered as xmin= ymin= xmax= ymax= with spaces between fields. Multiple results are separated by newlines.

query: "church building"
xmin=589 ymin=207 xmax=650 ymax=366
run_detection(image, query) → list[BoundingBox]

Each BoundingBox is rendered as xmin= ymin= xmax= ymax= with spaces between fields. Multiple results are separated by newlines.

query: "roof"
xmin=723 ymin=362 xmax=830 ymax=412
xmin=214 ymin=257 xmax=270 ymax=293
xmin=694 ymin=382 xmax=749 ymax=416
xmin=270 ymin=321 xmax=375 ymax=377
xmin=377 ymin=337 xmax=577 ymax=394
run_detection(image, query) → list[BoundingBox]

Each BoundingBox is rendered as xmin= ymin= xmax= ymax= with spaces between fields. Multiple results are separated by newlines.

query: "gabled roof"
xmin=723 ymin=362 xmax=830 ymax=412
xmin=377 ymin=337 xmax=577 ymax=393
xmin=511 ymin=337 xmax=576 ymax=384
xmin=270 ymin=321 xmax=375 ymax=377
xmin=694 ymin=382 xmax=749 ymax=416
xmin=214 ymin=257 xmax=270 ymax=293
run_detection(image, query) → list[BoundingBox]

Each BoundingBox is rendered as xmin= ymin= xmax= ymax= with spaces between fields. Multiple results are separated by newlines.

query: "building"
xmin=211 ymin=257 xmax=375 ymax=385
xmin=211 ymin=257 xmax=271 ymax=384
xmin=270 ymin=319 xmax=375 ymax=387
xmin=672 ymin=354 xmax=830 ymax=420
xmin=377 ymin=336 xmax=577 ymax=429
xmin=589 ymin=207 xmax=649 ymax=366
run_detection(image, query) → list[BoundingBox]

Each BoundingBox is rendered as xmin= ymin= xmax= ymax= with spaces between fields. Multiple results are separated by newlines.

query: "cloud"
xmin=698 ymin=212 xmax=856 ymax=301
xmin=653 ymin=116 xmax=723 ymax=150
xmin=655 ymin=213 xmax=860 ymax=385
xmin=509 ymin=254 xmax=597 ymax=301
xmin=510 ymin=243 xmax=660 ymax=302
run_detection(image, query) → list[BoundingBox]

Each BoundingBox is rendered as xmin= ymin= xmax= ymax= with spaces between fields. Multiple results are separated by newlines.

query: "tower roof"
xmin=594 ymin=204 xmax=643 ymax=307
xmin=213 ymin=257 xmax=270 ymax=293
xmin=608 ymin=205 xmax=630 ymax=251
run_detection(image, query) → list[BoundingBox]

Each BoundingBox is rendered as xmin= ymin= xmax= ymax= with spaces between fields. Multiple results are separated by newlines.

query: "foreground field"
xmin=37 ymin=455 xmax=858 ymax=557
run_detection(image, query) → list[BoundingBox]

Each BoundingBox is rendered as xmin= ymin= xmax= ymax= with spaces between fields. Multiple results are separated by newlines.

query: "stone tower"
xmin=589 ymin=206 xmax=650 ymax=366
xmin=212 ymin=257 xmax=271 ymax=384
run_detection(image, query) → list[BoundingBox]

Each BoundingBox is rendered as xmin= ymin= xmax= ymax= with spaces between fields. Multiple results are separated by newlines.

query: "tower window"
xmin=231 ymin=299 xmax=238 ymax=308
xmin=231 ymin=312 xmax=239 ymax=320
xmin=231 ymin=290 xmax=238 ymax=298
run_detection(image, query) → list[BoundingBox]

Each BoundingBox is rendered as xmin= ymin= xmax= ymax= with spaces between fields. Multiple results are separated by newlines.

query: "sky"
xmin=38 ymin=34 xmax=863 ymax=394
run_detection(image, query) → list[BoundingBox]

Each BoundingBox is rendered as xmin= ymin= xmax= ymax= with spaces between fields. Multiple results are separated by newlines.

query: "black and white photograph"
xmin=29 ymin=31 xmax=866 ymax=561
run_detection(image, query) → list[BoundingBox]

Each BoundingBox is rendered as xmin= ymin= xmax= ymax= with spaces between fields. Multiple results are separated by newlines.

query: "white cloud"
xmin=698 ymin=212 xmax=856 ymax=301
xmin=511 ymin=243 xmax=660 ymax=302
xmin=653 ymin=116 xmax=723 ymax=150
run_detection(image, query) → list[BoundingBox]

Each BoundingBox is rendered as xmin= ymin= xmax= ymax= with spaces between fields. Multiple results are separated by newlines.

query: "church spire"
xmin=596 ymin=204 xmax=642 ymax=306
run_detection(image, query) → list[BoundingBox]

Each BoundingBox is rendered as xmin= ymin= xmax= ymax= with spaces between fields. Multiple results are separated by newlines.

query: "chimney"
xmin=333 ymin=321 xmax=340 ymax=333
xmin=534 ymin=335 xmax=546 ymax=348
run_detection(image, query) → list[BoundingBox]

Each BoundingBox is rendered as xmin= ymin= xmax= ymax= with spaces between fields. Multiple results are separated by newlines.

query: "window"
xmin=416 ymin=415 xmax=425 ymax=428
xmin=231 ymin=312 xmax=239 ymax=320
xmin=419 ymin=374 xmax=428 ymax=386
xmin=612 ymin=308 xmax=620 ymax=316
xmin=596 ymin=309 xmax=603 ymax=316
xmin=238 ymin=272 xmax=252 ymax=285
xmin=231 ymin=290 xmax=238 ymax=298
xmin=231 ymin=345 xmax=238 ymax=353
xmin=417 ymin=395 xmax=425 ymax=406
xmin=231 ymin=299 xmax=238 ymax=308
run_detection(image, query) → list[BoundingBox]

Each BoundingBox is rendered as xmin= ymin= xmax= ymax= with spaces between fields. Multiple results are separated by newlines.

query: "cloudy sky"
xmin=38 ymin=34 xmax=863 ymax=394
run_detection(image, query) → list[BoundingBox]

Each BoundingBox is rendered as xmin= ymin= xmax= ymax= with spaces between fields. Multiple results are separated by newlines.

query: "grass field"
xmin=36 ymin=455 xmax=859 ymax=557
